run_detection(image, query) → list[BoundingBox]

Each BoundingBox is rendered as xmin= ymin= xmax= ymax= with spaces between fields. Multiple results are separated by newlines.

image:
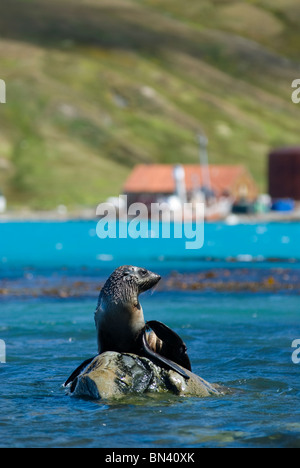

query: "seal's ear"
xmin=122 ymin=267 xmax=135 ymax=280
xmin=123 ymin=272 xmax=136 ymax=283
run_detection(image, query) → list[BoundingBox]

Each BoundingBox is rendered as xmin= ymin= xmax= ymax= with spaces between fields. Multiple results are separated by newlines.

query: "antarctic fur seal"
xmin=64 ymin=265 xmax=191 ymax=387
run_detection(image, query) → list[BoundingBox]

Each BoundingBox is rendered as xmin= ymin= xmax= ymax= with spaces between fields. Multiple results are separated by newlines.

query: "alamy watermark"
xmin=291 ymin=79 xmax=300 ymax=104
xmin=96 ymin=195 xmax=204 ymax=250
xmin=0 ymin=340 xmax=6 ymax=363
xmin=291 ymin=339 xmax=300 ymax=364
xmin=0 ymin=79 xmax=6 ymax=104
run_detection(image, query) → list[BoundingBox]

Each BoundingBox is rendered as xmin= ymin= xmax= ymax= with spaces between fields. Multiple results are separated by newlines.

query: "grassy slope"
xmin=0 ymin=0 xmax=299 ymax=209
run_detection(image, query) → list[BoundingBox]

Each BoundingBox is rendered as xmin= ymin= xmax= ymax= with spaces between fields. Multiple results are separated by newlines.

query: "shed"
xmin=268 ymin=147 xmax=300 ymax=200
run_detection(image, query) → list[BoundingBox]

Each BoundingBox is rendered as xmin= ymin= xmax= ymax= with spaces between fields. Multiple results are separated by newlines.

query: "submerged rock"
xmin=66 ymin=352 xmax=224 ymax=400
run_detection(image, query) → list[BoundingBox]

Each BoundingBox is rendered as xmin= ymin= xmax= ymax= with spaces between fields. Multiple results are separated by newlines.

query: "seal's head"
xmin=123 ymin=265 xmax=161 ymax=293
xmin=99 ymin=265 xmax=161 ymax=308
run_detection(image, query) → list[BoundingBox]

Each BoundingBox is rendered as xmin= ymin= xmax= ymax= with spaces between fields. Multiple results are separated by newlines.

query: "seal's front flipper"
xmin=142 ymin=332 xmax=190 ymax=380
xmin=146 ymin=320 xmax=192 ymax=372
xmin=64 ymin=356 xmax=96 ymax=387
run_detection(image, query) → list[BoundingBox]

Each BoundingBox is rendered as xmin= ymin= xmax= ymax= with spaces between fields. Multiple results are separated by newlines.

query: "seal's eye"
xmin=123 ymin=267 xmax=134 ymax=276
xmin=140 ymin=268 xmax=147 ymax=276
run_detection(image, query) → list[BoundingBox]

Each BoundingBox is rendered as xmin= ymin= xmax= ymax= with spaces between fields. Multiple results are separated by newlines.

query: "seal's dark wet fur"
xmin=64 ymin=265 xmax=192 ymax=388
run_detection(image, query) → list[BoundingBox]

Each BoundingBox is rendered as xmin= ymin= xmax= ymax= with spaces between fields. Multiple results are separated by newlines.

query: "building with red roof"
xmin=123 ymin=164 xmax=258 ymax=206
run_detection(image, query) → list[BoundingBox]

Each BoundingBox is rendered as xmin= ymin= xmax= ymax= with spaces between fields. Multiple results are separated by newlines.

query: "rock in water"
xmin=66 ymin=352 xmax=224 ymax=399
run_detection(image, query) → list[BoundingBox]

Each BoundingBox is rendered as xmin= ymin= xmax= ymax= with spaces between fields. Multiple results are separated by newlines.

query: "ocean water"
xmin=0 ymin=291 xmax=299 ymax=448
xmin=0 ymin=220 xmax=300 ymax=269
xmin=0 ymin=220 xmax=300 ymax=448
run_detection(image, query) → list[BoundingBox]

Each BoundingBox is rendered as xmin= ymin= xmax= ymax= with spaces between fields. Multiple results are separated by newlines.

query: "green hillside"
xmin=0 ymin=0 xmax=299 ymax=209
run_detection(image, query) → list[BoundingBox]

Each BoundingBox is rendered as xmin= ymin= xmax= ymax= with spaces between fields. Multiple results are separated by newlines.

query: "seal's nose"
xmin=139 ymin=270 xmax=161 ymax=292
xmin=151 ymin=273 xmax=161 ymax=284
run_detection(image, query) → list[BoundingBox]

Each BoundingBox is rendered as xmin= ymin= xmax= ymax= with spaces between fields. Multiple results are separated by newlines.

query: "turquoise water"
xmin=1 ymin=220 xmax=300 ymax=269
xmin=0 ymin=292 xmax=299 ymax=448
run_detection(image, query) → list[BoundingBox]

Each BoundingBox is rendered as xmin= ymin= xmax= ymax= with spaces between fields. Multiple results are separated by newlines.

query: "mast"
xmin=197 ymin=133 xmax=211 ymax=193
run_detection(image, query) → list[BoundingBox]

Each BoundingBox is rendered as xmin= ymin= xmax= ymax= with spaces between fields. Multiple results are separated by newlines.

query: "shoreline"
xmin=1 ymin=208 xmax=300 ymax=223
